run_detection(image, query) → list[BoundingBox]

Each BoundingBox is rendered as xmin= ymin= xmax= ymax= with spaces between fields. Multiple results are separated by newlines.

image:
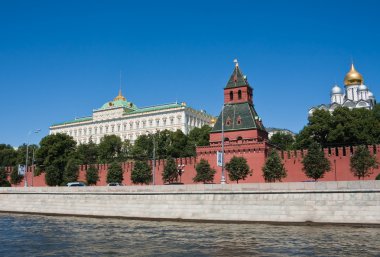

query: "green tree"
xmin=262 ymin=150 xmax=287 ymax=182
xmin=0 ymin=167 xmax=10 ymax=187
xmin=302 ymin=142 xmax=331 ymax=181
xmin=106 ymin=162 xmax=124 ymax=184
xmin=86 ymin=165 xmax=99 ymax=185
xmin=193 ymin=159 xmax=216 ymax=184
xmin=350 ymin=146 xmax=378 ymax=180
xmin=376 ymin=173 xmax=380 ymax=180
xmin=63 ymin=158 xmax=80 ymax=184
xmin=131 ymin=161 xmax=152 ymax=185
xmin=76 ymin=141 xmax=98 ymax=165
xmin=188 ymin=125 xmax=212 ymax=147
xmin=131 ymin=134 xmax=153 ymax=161
xmin=98 ymin=135 xmax=123 ymax=163
xmin=119 ymin=140 xmax=133 ymax=162
xmin=35 ymin=133 xmax=76 ymax=174
xmin=10 ymin=165 xmax=23 ymax=185
xmin=162 ymin=158 xmax=178 ymax=184
xmin=15 ymin=144 xmax=39 ymax=167
xmin=225 ymin=156 xmax=251 ymax=184
xmin=45 ymin=165 xmax=62 ymax=186
xmin=0 ymin=144 xmax=17 ymax=167
xmin=269 ymin=132 xmax=295 ymax=150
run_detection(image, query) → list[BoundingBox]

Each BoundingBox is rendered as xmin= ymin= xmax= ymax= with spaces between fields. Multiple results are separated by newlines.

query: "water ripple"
xmin=0 ymin=214 xmax=379 ymax=257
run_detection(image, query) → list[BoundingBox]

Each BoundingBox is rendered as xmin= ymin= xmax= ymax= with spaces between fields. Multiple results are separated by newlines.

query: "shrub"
xmin=131 ymin=161 xmax=152 ymax=185
xmin=86 ymin=165 xmax=99 ymax=185
xmin=107 ymin=162 xmax=124 ymax=184
xmin=10 ymin=166 xmax=23 ymax=185
xmin=162 ymin=158 xmax=178 ymax=184
xmin=193 ymin=159 xmax=216 ymax=184
xmin=225 ymin=156 xmax=251 ymax=184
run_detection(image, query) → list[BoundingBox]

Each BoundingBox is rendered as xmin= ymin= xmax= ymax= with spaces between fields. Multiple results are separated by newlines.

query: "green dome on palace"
xmin=99 ymin=89 xmax=138 ymax=110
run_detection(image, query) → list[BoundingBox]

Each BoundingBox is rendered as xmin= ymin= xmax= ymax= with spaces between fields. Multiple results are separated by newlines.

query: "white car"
xmin=67 ymin=182 xmax=86 ymax=187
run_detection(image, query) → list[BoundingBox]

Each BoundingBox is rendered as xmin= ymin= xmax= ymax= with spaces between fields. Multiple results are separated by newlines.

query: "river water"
xmin=0 ymin=213 xmax=379 ymax=257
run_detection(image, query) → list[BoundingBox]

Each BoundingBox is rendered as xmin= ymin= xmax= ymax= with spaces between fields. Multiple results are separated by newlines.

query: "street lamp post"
xmin=24 ymin=129 xmax=40 ymax=187
xmin=221 ymin=105 xmax=226 ymax=184
xmin=220 ymin=104 xmax=232 ymax=184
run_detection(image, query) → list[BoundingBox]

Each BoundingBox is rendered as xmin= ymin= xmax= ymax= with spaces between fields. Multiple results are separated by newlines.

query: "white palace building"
xmin=50 ymin=89 xmax=214 ymax=144
xmin=309 ymin=63 xmax=376 ymax=116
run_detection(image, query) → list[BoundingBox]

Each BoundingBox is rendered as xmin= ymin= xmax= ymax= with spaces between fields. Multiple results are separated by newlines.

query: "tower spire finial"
xmin=233 ymin=58 xmax=239 ymax=67
xmin=119 ymin=70 xmax=122 ymax=96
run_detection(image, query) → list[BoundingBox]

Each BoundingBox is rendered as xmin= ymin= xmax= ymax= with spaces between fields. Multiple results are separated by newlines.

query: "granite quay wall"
xmin=0 ymin=181 xmax=379 ymax=224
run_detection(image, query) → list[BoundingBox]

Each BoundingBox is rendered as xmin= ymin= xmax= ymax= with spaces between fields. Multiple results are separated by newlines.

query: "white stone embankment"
xmin=0 ymin=181 xmax=379 ymax=224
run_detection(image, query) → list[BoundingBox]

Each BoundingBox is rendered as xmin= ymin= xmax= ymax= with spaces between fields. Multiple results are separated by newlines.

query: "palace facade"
xmin=50 ymin=90 xmax=214 ymax=144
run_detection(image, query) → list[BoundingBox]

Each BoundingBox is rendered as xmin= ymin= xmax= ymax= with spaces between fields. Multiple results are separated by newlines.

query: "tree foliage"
xmin=350 ymin=146 xmax=378 ymax=180
xmin=10 ymin=165 xmax=23 ymax=185
xmin=45 ymin=165 xmax=62 ymax=186
xmin=193 ymin=159 xmax=216 ymax=184
xmin=262 ymin=150 xmax=287 ymax=182
xmin=63 ymin=158 xmax=80 ymax=184
xmin=269 ymin=132 xmax=295 ymax=150
xmin=131 ymin=161 xmax=152 ymax=185
xmin=86 ymin=165 xmax=99 ymax=185
xmin=225 ymin=156 xmax=251 ymax=184
xmin=162 ymin=158 xmax=178 ymax=184
xmin=106 ymin=162 xmax=124 ymax=184
xmin=0 ymin=167 xmax=10 ymax=187
xmin=302 ymin=142 xmax=331 ymax=181
xmin=98 ymin=135 xmax=123 ymax=164
xmin=0 ymin=144 xmax=17 ymax=167
xmin=295 ymin=106 xmax=380 ymax=148
xmin=76 ymin=141 xmax=98 ymax=165
xmin=35 ymin=133 xmax=76 ymax=173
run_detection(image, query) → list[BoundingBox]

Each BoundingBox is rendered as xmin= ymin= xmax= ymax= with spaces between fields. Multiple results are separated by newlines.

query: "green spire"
xmin=225 ymin=60 xmax=250 ymax=88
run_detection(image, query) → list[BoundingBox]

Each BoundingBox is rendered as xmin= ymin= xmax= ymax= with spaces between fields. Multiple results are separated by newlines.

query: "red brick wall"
xmin=7 ymin=144 xmax=380 ymax=187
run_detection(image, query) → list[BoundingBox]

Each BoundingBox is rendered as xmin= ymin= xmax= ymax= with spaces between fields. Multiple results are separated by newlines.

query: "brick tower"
xmin=209 ymin=60 xmax=268 ymax=145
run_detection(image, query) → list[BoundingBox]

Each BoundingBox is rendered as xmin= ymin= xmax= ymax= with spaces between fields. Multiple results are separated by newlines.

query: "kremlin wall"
xmin=7 ymin=144 xmax=380 ymax=187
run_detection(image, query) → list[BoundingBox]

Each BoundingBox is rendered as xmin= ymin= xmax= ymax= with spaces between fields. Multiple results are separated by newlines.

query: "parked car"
xmin=67 ymin=182 xmax=86 ymax=187
xmin=107 ymin=182 xmax=123 ymax=186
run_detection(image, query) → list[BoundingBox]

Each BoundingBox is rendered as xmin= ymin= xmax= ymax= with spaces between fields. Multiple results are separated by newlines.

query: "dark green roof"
xmin=52 ymin=117 xmax=92 ymax=126
xmin=225 ymin=65 xmax=250 ymax=88
xmin=211 ymin=102 xmax=265 ymax=133
xmin=127 ymin=102 xmax=184 ymax=114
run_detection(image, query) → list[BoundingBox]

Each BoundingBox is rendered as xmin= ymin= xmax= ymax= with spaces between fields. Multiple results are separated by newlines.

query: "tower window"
xmin=238 ymin=90 xmax=242 ymax=99
xmin=230 ymin=91 xmax=233 ymax=101
xmin=237 ymin=116 xmax=242 ymax=125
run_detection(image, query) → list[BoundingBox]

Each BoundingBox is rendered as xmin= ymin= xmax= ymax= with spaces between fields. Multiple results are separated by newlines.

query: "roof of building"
xmin=127 ymin=102 xmax=186 ymax=114
xmin=225 ymin=62 xmax=250 ymax=89
xmin=52 ymin=116 xmax=93 ymax=126
xmin=211 ymin=102 xmax=265 ymax=133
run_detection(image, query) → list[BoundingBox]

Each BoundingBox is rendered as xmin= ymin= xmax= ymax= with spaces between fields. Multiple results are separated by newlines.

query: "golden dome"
xmin=113 ymin=89 xmax=126 ymax=101
xmin=344 ymin=63 xmax=364 ymax=86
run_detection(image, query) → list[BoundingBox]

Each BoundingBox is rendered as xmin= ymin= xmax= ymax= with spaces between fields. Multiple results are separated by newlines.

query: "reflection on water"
xmin=0 ymin=213 xmax=379 ymax=257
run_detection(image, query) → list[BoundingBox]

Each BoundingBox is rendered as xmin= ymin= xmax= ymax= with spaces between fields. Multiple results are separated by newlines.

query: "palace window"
xmin=230 ymin=91 xmax=233 ymax=100
xmin=238 ymin=90 xmax=242 ymax=100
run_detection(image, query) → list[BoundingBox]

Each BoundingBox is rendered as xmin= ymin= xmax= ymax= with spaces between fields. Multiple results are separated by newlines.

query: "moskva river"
xmin=0 ymin=213 xmax=379 ymax=257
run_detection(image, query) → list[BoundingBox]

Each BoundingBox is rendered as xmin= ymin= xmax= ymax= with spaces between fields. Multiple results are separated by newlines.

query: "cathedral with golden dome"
xmin=309 ymin=63 xmax=376 ymax=116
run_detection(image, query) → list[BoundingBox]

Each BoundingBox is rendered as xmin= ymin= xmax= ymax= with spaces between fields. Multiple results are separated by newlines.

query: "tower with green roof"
xmin=209 ymin=60 xmax=268 ymax=145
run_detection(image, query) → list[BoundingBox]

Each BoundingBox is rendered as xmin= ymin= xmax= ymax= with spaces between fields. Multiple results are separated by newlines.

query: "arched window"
xmin=238 ymin=90 xmax=242 ymax=99
xmin=237 ymin=136 xmax=243 ymax=141
xmin=224 ymin=137 xmax=230 ymax=142
xmin=230 ymin=91 xmax=233 ymax=100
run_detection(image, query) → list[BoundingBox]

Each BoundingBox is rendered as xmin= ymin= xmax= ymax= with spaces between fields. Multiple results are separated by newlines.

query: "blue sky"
xmin=0 ymin=0 xmax=379 ymax=147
